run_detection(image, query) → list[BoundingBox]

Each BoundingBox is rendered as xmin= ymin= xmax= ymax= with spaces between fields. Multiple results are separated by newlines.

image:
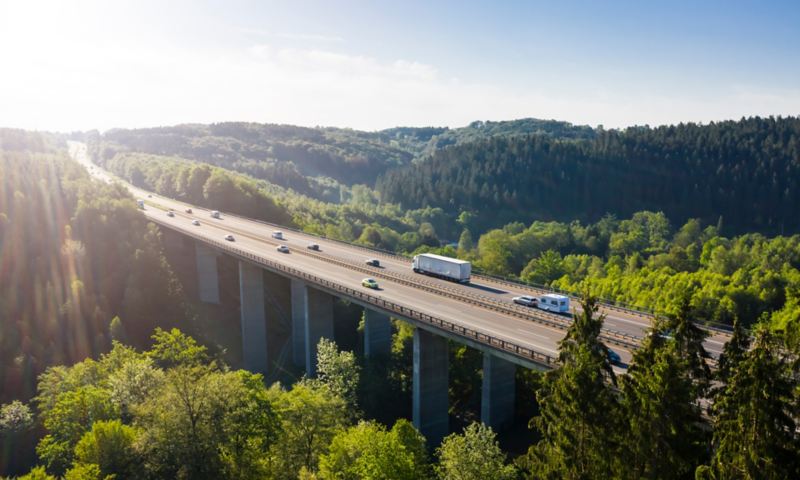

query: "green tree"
xmin=270 ymin=381 xmax=349 ymax=478
xmin=63 ymin=462 xmax=109 ymax=480
xmin=318 ymin=419 xmax=429 ymax=480
xmin=523 ymin=294 xmax=619 ymax=479
xmin=521 ymin=249 xmax=565 ymax=285
xmin=146 ymin=327 xmax=208 ymax=368
xmin=17 ymin=466 xmax=57 ymax=480
xmin=135 ymin=366 xmax=278 ymax=480
xmin=73 ymin=420 xmax=140 ymax=479
xmin=616 ymin=319 xmax=708 ymax=479
xmin=315 ymin=338 xmax=361 ymax=415
xmin=0 ymin=400 xmax=34 ymax=432
xmin=435 ymin=422 xmax=515 ymax=480
xmin=699 ymin=328 xmax=800 ymax=479
xmin=108 ymin=316 xmax=127 ymax=344
xmin=36 ymin=386 xmax=119 ymax=476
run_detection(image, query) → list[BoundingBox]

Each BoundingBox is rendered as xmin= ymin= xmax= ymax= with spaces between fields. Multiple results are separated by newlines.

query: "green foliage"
xmin=378 ymin=117 xmax=800 ymax=235
xmin=617 ymin=319 xmax=709 ymax=478
xmin=318 ymin=419 xmax=429 ymax=480
xmin=146 ymin=327 xmax=209 ymax=368
xmin=524 ymin=295 xmax=619 ymax=479
xmin=108 ymin=316 xmax=126 ymax=344
xmin=73 ymin=420 xmax=139 ymax=479
xmin=0 ymin=400 xmax=33 ymax=433
xmin=36 ymin=386 xmax=119 ymax=475
xmin=63 ymin=462 xmax=110 ymax=480
xmin=315 ymin=338 xmax=361 ymax=415
xmin=0 ymin=133 xmax=189 ymax=404
xmin=701 ymin=328 xmax=800 ymax=479
xmin=270 ymin=381 xmax=350 ymax=478
xmin=435 ymin=422 xmax=515 ymax=480
xmin=16 ymin=466 xmax=56 ymax=480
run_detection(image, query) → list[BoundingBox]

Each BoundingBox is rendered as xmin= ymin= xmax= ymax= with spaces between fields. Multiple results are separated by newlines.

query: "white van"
xmin=537 ymin=293 xmax=570 ymax=313
xmin=272 ymin=231 xmax=284 ymax=240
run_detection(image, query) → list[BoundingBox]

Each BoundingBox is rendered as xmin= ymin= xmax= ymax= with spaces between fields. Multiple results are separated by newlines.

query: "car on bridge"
xmin=211 ymin=210 xmax=221 ymax=219
xmin=277 ymin=245 xmax=290 ymax=253
xmin=366 ymin=259 xmax=380 ymax=267
xmin=166 ymin=210 xmax=175 ymax=217
xmin=224 ymin=234 xmax=235 ymax=242
xmin=272 ymin=231 xmax=284 ymax=240
xmin=607 ymin=348 xmax=621 ymax=365
xmin=513 ymin=295 xmax=538 ymax=307
xmin=192 ymin=220 xmax=200 ymax=226
xmin=185 ymin=208 xmax=192 ymax=214
xmin=361 ymin=278 xmax=379 ymax=289
xmin=307 ymin=243 xmax=320 ymax=251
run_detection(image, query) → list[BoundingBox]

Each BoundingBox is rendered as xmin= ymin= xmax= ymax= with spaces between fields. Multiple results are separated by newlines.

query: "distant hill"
xmin=376 ymin=116 xmax=800 ymax=235
xmin=87 ymin=118 xmax=595 ymax=201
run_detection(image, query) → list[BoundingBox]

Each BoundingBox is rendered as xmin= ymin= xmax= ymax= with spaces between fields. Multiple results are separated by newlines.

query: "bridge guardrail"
xmin=148 ymin=216 xmax=559 ymax=368
xmin=163 ymin=209 xmax=644 ymax=353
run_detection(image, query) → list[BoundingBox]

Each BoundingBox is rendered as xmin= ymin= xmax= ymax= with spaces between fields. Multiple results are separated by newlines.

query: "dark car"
xmin=366 ymin=259 xmax=380 ymax=267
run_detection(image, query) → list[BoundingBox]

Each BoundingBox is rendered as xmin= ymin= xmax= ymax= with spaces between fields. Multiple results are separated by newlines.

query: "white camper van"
xmin=537 ymin=293 xmax=570 ymax=313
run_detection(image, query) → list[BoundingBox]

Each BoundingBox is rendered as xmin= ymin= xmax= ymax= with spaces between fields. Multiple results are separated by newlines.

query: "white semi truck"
xmin=412 ymin=253 xmax=471 ymax=283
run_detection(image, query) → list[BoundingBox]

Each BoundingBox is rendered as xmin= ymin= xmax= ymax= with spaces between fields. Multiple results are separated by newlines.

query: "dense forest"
xmin=3 ymin=299 xmax=798 ymax=479
xmin=3 ymin=119 xmax=800 ymax=478
xmin=84 ymin=118 xmax=596 ymax=203
xmin=378 ymin=116 xmax=800 ymax=235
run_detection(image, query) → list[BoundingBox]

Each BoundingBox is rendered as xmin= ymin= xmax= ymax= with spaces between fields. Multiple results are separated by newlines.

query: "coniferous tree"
xmin=616 ymin=316 xmax=709 ymax=479
xmin=699 ymin=328 xmax=800 ymax=479
xmin=523 ymin=294 xmax=619 ymax=479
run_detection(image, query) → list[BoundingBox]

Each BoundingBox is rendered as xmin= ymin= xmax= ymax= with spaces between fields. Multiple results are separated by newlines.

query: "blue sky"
xmin=1 ymin=0 xmax=798 ymax=131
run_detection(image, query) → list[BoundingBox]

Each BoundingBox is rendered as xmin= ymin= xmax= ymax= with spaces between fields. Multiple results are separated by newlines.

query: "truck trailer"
xmin=412 ymin=253 xmax=471 ymax=283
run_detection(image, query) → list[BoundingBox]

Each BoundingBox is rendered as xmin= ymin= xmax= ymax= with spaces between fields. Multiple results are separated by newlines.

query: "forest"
xmin=378 ymin=116 xmax=800 ymax=235
xmin=2 ymin=124 xmax=799 ymax=478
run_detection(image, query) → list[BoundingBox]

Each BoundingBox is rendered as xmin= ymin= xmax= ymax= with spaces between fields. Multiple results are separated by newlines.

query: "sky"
xmin=1 ymin=0 xmax=799 ymax=132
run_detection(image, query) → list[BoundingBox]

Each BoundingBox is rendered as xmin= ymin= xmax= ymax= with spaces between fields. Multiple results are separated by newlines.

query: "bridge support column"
xmin=290 ymin=280 xmax=335 ymax=376
xmin=304 ymin=287 xmax=334 ymax=377
xmin=364 ymin=309 xmax=392 ymax=358
xmin=481 ymin=353 xmax=516 ymax=430
xmin=413 ymin=328 xmax=449 ymax=447
xmin=291 ymin=279 xmax=306 ymax=368
xmin=239 ymin=261 xmax=268 ymax=375
xmin=195 ymin=243 xmax=219 ymax=304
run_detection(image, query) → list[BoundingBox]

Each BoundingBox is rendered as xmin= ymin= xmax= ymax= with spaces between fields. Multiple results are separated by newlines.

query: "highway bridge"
xmin=69 ymin=141 xmax=730 ymax=445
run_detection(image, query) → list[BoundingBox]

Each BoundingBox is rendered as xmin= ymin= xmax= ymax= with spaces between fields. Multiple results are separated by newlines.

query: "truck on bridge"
xmin=412 ymin=253 xmax=471 ymax=283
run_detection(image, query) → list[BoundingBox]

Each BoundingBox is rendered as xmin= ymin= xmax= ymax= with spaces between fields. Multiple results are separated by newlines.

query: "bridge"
xmin=70 ymin=142 xmax=731 ymax=445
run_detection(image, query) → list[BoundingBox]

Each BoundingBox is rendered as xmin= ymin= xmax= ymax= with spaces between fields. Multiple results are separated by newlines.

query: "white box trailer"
xmin=537 ymin=293 xmax=570 ymax=313
xmin=412 ymin=253 xmax=471 ymax=283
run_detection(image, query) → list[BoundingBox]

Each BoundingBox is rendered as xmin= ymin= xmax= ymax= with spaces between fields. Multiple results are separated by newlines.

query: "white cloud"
xmin=0 ymin=1 xmax=798 ymax=133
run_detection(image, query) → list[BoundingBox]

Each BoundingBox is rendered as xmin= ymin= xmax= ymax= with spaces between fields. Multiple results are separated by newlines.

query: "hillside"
xmin=377 ymin=116 xmax=800 ymax=235
xmin=86 ymin=118 xmax=595 ymax=202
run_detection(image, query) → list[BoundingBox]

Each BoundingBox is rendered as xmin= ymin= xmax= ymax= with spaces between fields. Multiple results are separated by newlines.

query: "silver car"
xmin=513 ymin=295 xmax=538 ymax=307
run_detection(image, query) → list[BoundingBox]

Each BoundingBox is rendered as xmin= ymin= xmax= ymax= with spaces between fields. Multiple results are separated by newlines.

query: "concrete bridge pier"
xmin=481 ymin=353 xmax=516 ymax=430
xmin=413 ymin=328 xmax=449 ymax=447
xmin=290 ymin=279 xmax=334 ymax=376
xmin=239 ymin=261 xmax=268 ymax=375
xmin=364 ymin=309 xmax=392 ymax=358
xmin=291 ymin=279 xmax=307 ymax=368
xmin=195 ymin=242 xmax=220 ymax=304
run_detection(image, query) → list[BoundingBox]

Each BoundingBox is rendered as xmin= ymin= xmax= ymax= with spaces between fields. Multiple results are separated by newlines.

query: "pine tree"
xmin=523 ymin=294 xmax=619 ymax=479
xmin=617 ymin=316 xmax=709 ymax=479
xmin=699 ymin=328 xmax=800 ymax=479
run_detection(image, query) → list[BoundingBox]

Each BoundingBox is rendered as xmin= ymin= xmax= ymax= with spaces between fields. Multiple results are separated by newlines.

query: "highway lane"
xmin=140 ymin=201 xmax=635 ymax=370
xmin=68 ymin=141 xmax=724 ymax=364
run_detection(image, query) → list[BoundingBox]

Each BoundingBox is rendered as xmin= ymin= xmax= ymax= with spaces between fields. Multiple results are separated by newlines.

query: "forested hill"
xmin=86 ymin=118 xmax=594 ymax=201
xmin=376 ymin=116 xmax=800 ymax=235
